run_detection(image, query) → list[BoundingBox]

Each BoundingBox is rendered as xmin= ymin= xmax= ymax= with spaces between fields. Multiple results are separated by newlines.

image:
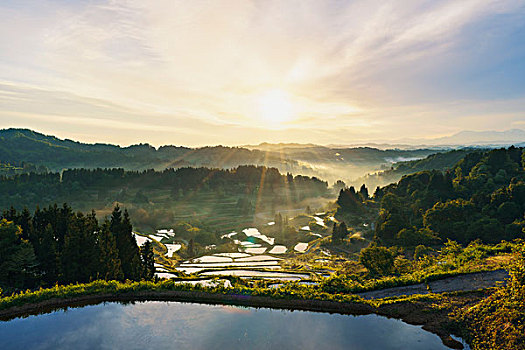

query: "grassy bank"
xmin=451 ymin=242 xmax=525 ymax=350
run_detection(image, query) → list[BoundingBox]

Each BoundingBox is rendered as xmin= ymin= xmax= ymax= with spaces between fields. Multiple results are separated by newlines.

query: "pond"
xmin=0 ymin=301 xmax=454 ymax=350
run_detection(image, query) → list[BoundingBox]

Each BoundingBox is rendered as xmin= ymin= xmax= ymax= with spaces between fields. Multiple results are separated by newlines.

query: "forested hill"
xmin=356 ymin=149 xmax=481 ymax=189
xmin=0 ymin=165 xmax=329 ymax=232
xmin=374 ymin=146 xmax=525 ymax=246
xmin=0 ymin=128 xmax=298 ymax=172
xmin=0 ymin=129 xmax=444 ymax=183
xmin=0 ymin=128 xmax=181 ymax=169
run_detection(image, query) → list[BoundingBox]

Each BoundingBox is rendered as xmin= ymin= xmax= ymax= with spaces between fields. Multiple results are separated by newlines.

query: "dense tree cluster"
xmin=336 ymin=185 xmax=368 ymax=213
xmin=357 ymin=149 xmax=478 ymax=190
xmin=0 ymin=204 xmax=153 ymax=292
xmin=0 ymin=161 xmax=47 ymax=177
xmin=374 ymin=147 xmax=525 ymax=246
xmin=0 ymin=165 xmax=329 ymax=211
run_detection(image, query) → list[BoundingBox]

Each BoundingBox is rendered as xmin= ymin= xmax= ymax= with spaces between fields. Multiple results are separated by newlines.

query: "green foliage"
xmin=319 ymin=275 xmax=352 ymax=293
xmin=393 ymin=255 xmax=411 ymax=274
xmin=317 ymin=240 xmax=514 ymax=296
xmin=396 ymin=227 xmax=438 ymax=247
xmin=0 ymin=220 xmax=37 ymax=290
xmin=98 ymin=220 xmax=123 ymax=280
xmin=0 ymin=278 xmax=367 ymax=315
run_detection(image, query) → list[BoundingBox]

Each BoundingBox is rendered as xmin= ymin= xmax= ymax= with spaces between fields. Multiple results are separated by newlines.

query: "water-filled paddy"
xmin=313 ymin=216 xmax=326 ymax=227
xmin=164 ymin=244 xmax=181 ymax=257
xmin=200 ymin=270 xmax=310 ymax=280
xmin=213 ymin=252 xmax=250 ymax=258
xmin=243 ymin=247 xmax=267 ymax=254
xmin=234 ymin=255 xmax=281 ymax=262
xmin=268 ymin=245 xmax=287 ymax=254
xmin=294 ymin=242 xmax=308 ymax=252
xmin=148 ymin=234 xmax=165 ymax=241
xmin=178 ymin=261 xmax=280 ymax=268
xmin=242 ymin=228 xmax=275 ymax=245
xmin=175 ymin=265 xmax=281 ymax=274
xmin=132 ymin=233 xmax=151 ymax=246
xmin=189 ymin=256 xmax=233 ymax=263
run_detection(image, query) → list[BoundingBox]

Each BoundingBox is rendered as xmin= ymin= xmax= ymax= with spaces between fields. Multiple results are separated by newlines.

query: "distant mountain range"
xmin=426 ymin=129 xmax=525 ymax=145
xmin=328 ymin=129 xmax=525 ymax=149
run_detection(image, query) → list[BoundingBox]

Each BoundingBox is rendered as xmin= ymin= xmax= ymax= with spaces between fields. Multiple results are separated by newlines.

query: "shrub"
xmin=359 ymin=244 xmax=395 ymax=276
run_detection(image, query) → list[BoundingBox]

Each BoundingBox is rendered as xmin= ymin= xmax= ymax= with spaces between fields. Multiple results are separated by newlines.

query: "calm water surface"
xmin=0 ymin=301 xmax=450 ymax=350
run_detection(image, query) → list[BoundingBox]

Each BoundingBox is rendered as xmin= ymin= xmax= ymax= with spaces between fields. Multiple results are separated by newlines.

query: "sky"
xmin=1 ymin=0 xmax=525 ymax=147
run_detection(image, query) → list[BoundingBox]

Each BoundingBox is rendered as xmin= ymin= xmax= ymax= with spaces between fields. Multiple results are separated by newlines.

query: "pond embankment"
xmin=0 ymin=286 xmax=473 ymax=349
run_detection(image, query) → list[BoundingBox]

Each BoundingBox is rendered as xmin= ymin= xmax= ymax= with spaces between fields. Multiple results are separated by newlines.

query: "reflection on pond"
xmin=0 ymin=301 xmax=452 ymax=350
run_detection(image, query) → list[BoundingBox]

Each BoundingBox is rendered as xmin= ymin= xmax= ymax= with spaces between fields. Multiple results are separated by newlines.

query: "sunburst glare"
xmin=256 ymin=89 xmax=294 ymax=126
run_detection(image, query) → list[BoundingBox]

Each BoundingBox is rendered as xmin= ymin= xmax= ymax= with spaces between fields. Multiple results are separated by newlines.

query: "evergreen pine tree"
xmin=37 ymin=224 xmax=59 ymax=285
xmin=110 ymin=206 xmax=142 ymax=280
xmin=18 ymin=207 xmax=32 ymax=240
xmin=98 ymin=219 xmax=123 ymax=280
xmin=359 ymin=184 xmax=369 ymax=200
xmin=140 ymin=241 xmax=155 ymax=280
xmin=332 ymin=222 xmax=340 ymax=242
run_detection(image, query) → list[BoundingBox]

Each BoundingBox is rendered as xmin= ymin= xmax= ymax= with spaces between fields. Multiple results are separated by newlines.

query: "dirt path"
xmin=356 ymin=269 xmax=509 ymax=300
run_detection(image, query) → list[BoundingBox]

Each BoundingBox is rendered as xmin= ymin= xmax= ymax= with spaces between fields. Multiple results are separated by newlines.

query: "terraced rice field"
xmin=144 ymin=217 xmax=335 ymax=283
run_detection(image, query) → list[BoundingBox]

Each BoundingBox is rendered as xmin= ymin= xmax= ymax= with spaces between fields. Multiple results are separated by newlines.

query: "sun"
xmin=257 ymin=89 xmax=294 ymax=125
